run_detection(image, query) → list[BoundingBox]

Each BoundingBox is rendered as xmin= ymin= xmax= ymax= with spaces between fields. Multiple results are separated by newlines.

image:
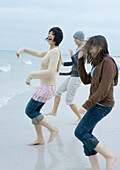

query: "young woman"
xmin=75 ymin=35 xmax=118 ymax=170
xmin=45 ymin=31 xmax=86 ymax=125
xmin=16 ymin=27 xmax=63 ymax=145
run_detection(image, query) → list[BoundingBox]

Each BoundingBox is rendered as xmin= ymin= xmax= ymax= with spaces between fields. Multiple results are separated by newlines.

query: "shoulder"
xmin=50 ymin=47 xmax=61 ymax=55
xmin=103 ymin=56 xmax=115 ymax=65
xmin=102 ymin=56 xmax=117 ymax=71
xmin=40 ymin=50 xmax=48 ymax=55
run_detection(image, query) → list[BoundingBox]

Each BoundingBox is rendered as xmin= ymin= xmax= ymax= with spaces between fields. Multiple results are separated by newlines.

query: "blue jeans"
xmin=25 ymin=98 xmax=45 ymax=124
xmin=75 ymin=104 xmax=112 ymax=156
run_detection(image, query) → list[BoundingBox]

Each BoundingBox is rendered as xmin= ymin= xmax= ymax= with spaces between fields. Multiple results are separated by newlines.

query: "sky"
xmin=0 ymin=0 xmax=120 ymax=56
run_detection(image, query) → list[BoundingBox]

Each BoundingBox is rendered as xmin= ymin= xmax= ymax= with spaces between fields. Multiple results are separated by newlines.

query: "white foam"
xmin=0 ymin=96 xmax=13 ymax=108
xmin=0 ymin=88 xmax=30 ymax=109
xmin=22 ymin=60 xmax=32 ymax=65
xmin=0 ymin=64 xmax=11 ymax=72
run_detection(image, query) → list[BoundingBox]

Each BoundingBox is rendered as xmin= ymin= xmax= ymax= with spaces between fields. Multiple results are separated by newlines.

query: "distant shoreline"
xmin=0 ymin=50 xmax=16 ymax=53
xmin=0 ymin=50 xmax=120 ymax=58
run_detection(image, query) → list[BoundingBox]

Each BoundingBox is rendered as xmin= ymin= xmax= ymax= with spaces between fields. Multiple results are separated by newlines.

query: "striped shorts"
xmin=32 ymin=83 xmax=57 ymax=103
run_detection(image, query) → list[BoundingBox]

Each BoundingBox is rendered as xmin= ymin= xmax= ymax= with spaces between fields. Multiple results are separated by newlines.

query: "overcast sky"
xmin=0 ymin=0 xmax=120 ymax=55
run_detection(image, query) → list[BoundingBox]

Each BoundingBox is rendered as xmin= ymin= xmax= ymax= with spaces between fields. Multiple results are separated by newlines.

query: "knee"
xmin=74 ymin=127 xmax=84 ymax=142
xmin=74 ymin=127 xmax=79 ymax=139
xmin=25 ymin=106 xmax=32 ymax=118
xmin=25 ymin=99 xmax=34 ymax=118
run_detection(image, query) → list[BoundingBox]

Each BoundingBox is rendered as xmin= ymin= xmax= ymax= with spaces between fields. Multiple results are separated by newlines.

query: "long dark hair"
xmin=84 ymin=35 xmax=109 ymax=66
xmin=46 ymin=27 xmax=63 ymax=46
xmin=84 ymin=35 xmax=118 ymax=86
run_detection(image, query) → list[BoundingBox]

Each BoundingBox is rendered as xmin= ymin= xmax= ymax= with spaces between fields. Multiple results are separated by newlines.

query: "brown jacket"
xmin=78 ymin=55 xmax=118 ymax=110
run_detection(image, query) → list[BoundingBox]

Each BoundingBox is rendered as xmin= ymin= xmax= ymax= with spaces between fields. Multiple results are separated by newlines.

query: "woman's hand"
xmin=16 ymin=53 xmax=20 ymax=58
xmin=26 ymin=75 xmax=31 ymax=86
xmin=16 ymin=48 xmax=24 ymax=58
xmin=69 ymin=49 xmax=73 ymax=57
xmin=78 ymin=50 xmax=84 ymax=59
xmin=79 ymin=106 xmax=87 ymax=114
xmin=62 ymin=61 xmax=64 ymax=65
xmin=26 ymin=82 xmax=31 ymax=86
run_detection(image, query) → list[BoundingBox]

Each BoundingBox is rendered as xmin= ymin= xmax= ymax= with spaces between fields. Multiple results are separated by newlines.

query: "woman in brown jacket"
xmin=75 ymin=35 xmax=118 ymax=170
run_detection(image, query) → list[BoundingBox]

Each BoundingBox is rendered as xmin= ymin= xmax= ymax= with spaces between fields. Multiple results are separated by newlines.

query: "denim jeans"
xmin=75 ymin=104 xmax=112 ymax=156
xmin=25 ymin=98 xmax=45 ymax=124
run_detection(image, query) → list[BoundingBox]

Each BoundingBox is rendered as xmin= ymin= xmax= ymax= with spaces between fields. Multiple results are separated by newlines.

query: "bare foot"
xmin=27 ymin=139 xmax=45 ymax=146
xmin=48 ymin=128 xmax=59 ymax=143
xmin=44 ymin=111 xmax=57 ymax=116
xmin=72 ymin=119 xmax=81 ymax=125
xmin=106 ymin=154 xmax=118 ymax=170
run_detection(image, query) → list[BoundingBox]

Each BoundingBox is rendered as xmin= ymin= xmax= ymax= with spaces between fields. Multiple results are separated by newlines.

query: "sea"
xmin=0 ymin=50 xmax=120 ymax=109
xmin=0 ymin=50 xmax=70 ymax=109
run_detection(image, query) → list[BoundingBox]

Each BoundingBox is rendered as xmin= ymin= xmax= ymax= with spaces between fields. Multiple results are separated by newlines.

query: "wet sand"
xmin=0 ymin=82 xmax=120 ymax=170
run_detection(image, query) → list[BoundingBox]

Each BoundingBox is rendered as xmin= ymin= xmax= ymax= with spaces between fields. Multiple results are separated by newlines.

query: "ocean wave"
xmin=0 ymin=87 xmax=30 ymax=109
xmin=0 ymin=96 xmax=13 ymax=109
xmin=0 ymin=64 xmax=11 ymax=72
xmin=22 ymin=60 xmax=32 ymax=65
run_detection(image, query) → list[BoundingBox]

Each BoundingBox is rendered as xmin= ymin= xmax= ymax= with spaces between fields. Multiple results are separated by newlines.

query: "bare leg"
xmin=94 ymin=142 xmax=118 ymax=170
xmin=40 ymin=118 xmax=59 ymax=143
xmin=44 ymin=96 xmax=61 ymax=116
xmin=28 ymin=124 xmax=45 ymax=146
xmin=70 ymin=104 xmax=82 ymax=125
xmin=89 ymin=155 xmax=101 ymax=170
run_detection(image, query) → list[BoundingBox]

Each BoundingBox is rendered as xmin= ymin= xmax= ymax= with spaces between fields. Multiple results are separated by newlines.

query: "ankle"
xmin=37 ymin=137 xmax=44 ymax=141
xmin=52 ymin=110 xmax=57 ymax=113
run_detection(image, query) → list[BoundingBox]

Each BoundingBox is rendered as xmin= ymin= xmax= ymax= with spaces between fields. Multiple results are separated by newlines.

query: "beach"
xmin=0 ymin=51 xmax=120 ymax=170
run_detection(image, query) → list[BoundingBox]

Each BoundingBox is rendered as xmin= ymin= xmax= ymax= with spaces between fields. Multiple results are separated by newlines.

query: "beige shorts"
xmin=56 ymin=77 xmax=81 ymax=105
